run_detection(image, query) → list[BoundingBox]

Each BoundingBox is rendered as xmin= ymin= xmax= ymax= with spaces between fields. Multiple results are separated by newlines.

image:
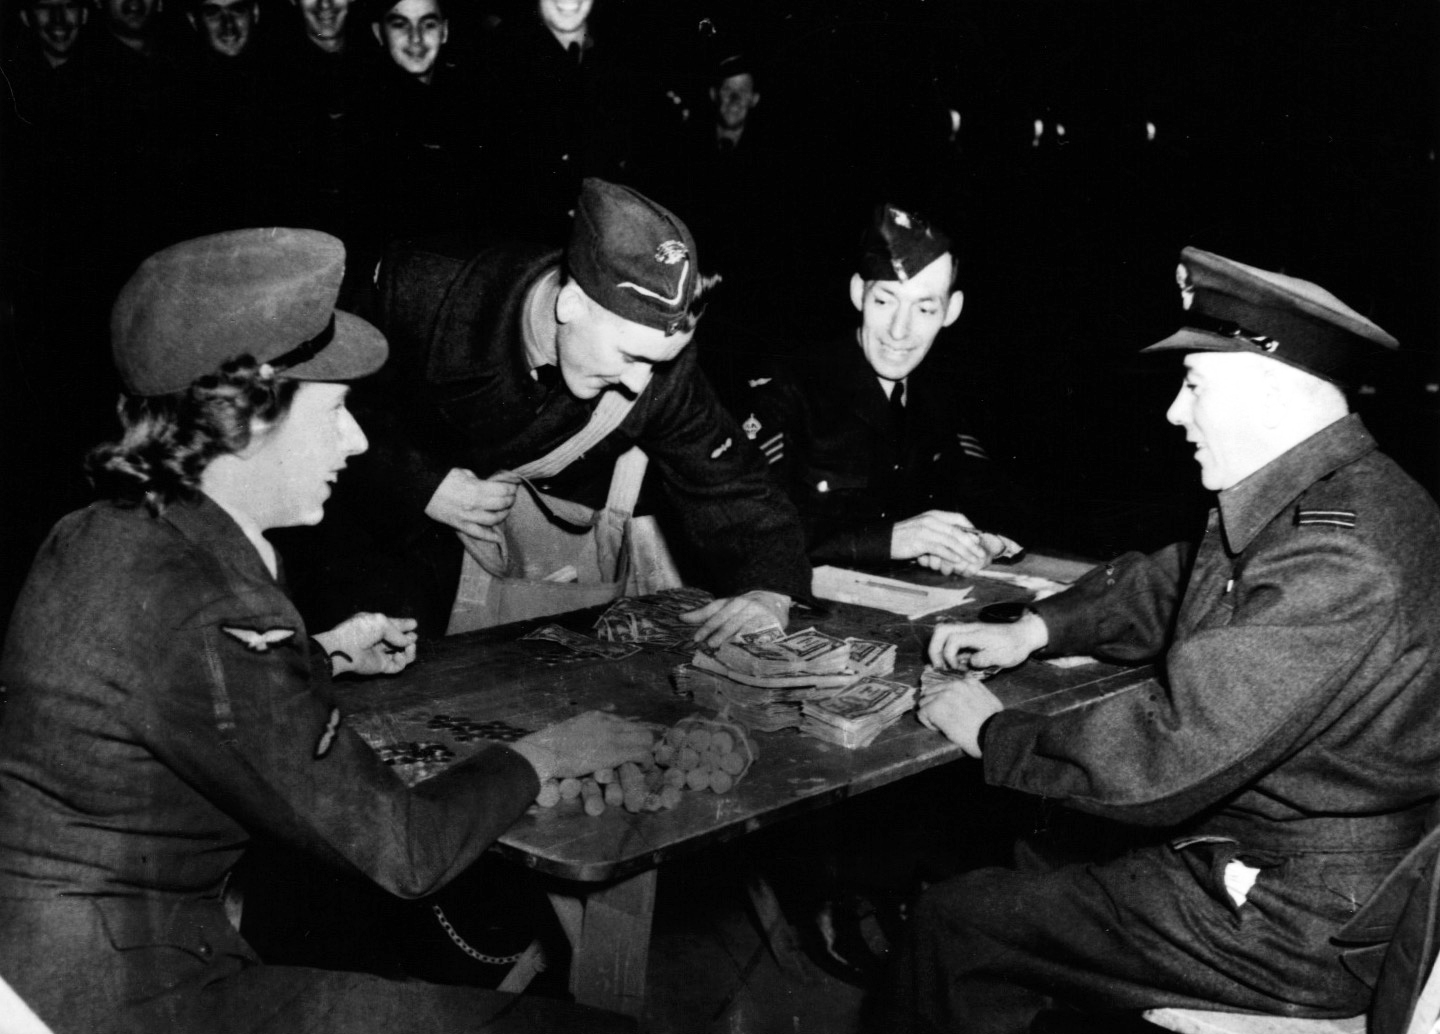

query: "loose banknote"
xmin=593 ymin=587 xmax=716 ymax=649
xmin=520 ymin=623 xmax=641 ymax=660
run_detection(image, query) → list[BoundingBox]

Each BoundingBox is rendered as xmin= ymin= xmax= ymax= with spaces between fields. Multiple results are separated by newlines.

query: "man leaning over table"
xmin=874 ymin=247 xmax=1440 ymax=1032
xmin=0 ymin=228 xmax=652 ymax=1034
xmin=281 ymin=177 xmax=811 ymax=645
xmin=744 ymin=202 xmax=1030 ymax=576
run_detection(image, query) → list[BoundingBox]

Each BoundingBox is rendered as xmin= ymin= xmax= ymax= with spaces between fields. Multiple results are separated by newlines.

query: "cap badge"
xmin=655 ymin=240 xmax=688 ymax=265
xmin=890 ymin=207 xmax=912 ymax=229
xmin=1176 ymin=263 xmax=1195 ymax=310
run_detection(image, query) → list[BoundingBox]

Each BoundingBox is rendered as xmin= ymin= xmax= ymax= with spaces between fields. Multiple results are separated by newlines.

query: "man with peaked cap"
xmin=281 ymin=178 xmax=811 ymax=644
xmin=871 ymin=247 xmax=1440 ymax=1032
xmin=0 ymin=228 xmax=650 ymax=1033
xmin=746 ymin=202 xmax=1030 ymax=574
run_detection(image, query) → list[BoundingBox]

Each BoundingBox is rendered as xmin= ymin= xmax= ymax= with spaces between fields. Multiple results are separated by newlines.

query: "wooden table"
xmin=337 ymin=556 xmax=1158 ymax=1019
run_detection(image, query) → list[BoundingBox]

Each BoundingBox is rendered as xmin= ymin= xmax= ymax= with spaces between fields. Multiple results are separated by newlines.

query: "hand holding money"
xmin=916 ymin=675 xmax=1003 ymax=757
xmin=928 ymin=615 xmax=1048 ymax=672
xmin=681 ymin=590 xmax=792 ymax=649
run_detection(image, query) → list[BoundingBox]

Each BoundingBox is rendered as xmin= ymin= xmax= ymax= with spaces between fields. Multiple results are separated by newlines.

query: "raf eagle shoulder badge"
xmin=222 ymin=625 xmax=296 ymax=652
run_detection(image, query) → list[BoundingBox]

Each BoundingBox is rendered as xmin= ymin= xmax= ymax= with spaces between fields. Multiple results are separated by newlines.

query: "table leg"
xmin=546 ymin=868 xmax=658 ymax=1020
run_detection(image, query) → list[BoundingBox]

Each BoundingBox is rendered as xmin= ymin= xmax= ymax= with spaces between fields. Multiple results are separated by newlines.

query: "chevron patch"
xmin=1296 ymin=509 xmax=1356 ymax=528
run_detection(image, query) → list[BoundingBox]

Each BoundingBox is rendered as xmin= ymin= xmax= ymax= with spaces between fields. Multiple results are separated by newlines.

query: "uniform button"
xmin=197 ymin=941 xmax=213 ymax=959
xmin=893 ymin=464 xmax=901 ymax=471
xmin=561 ymin=153 xmax=570 ymax=162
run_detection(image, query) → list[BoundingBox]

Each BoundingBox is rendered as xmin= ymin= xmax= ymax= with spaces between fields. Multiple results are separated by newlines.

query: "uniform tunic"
xmin=888 ymin=414 xmax=1440 ymax=1032
xmin=0 ymin=495 xmax=625 ymax=1033
xmin=284 ymin=241 xmax=813 ymax=636
xmin=746 ymin=335 xmax=1034 ymax=565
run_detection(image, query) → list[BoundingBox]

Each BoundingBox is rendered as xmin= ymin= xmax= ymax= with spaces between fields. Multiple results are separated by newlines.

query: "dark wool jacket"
xmin=286 ymin=240 xmax=812 ymax=635
xmin=979 ymin=415 xmax=1440 ymax=1012
xmin=745 ymin=333 xmax=1036 ymax=565
xmin=0 ymin=496 xmax=539 ymax=1032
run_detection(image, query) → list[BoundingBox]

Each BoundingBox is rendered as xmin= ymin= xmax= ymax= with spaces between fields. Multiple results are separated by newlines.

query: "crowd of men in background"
xmin=1 ymin=0 xmax=1436 ymax=631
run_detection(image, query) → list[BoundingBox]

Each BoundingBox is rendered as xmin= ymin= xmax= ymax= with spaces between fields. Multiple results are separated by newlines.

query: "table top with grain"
xmin=337 ymin=555 xmax=1157 ymax=884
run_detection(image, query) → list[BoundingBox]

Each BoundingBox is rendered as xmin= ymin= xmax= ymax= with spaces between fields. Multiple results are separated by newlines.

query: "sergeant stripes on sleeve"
xmin=1295 ymin=509 xmax=1357 ymax=528
xmin=761 ymin=433 xmax=784 ymax=465
xmin=958 ymin=433 xmax=989 ymax=461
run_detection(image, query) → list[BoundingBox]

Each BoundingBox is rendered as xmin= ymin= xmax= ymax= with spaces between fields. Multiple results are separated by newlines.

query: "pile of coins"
xmin=422 ymin=713 xmax=528 ymax=743
xmin=534 ymin=714 xmax=756 ymax=816
xmin=376 ymin=740 xmax=455 ymax=765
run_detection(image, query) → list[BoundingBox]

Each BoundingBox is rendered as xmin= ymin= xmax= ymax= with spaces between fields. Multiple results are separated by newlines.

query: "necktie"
xmin=888 ymin=380 xmax=906 ymax=444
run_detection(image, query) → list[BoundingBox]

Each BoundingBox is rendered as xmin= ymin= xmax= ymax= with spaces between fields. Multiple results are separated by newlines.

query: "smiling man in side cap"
xmin=284 ymin=178 xmax=811 ymax=644
xmin=868 ymin=248 xmax=1440 ymax=1032
xmin=746 ymin=202 xmax=1030 ymax=575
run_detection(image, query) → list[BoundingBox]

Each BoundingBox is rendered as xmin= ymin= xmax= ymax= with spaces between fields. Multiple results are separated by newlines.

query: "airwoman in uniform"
xmin=0 ymin=228 xmax=649 ymax=1034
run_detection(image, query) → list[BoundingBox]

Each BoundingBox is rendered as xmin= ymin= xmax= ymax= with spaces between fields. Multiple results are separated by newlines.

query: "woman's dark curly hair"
xmin=87 ymin=355 xmax=300 ymax=513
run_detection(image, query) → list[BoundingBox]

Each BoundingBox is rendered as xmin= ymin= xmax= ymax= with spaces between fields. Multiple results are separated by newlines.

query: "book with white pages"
xmin=811 ymin=566 xmax=975 ymax=620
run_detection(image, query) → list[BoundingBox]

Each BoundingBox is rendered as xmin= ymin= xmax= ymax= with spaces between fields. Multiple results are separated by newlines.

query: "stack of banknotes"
xmin=799 ymin=676 xmax=919 ymax=749
xmin=673 ymin=625 xmax=911 ymax=745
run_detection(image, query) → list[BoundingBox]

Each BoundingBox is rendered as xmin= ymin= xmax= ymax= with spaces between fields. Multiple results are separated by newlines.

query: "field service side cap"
xmin=857 ymin=203 xmax=953 ymax=284
xmin=566 ymin=178 xmax=705 ymax=337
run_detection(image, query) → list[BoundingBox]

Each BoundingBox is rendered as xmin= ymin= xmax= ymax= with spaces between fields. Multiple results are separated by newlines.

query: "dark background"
xmin=3 ymin=0 xmax=1437 ymax=626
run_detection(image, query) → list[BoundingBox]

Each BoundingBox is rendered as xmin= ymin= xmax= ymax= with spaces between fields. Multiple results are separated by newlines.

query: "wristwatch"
xmin=977 ymin=601 xmax=1033 ymax=624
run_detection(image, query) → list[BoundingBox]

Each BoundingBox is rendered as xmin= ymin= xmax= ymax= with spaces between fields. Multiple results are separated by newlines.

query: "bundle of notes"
xmin=674 ymin=626 xmax=903 ymax=740
xmin=800 ymin=676 xmax=918 ymax=749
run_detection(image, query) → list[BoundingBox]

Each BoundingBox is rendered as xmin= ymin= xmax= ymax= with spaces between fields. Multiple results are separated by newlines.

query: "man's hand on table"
xmin=928 ymin=614 xmax=1049 ymax=672
xmin=917 ymin=679 xmax=1004 ymax=758
xmin=509 ymin=710 xmax=656 ymax=783
xmin=424 ymin=468 xmax=520 ymax=537
xmin=315 ymin=613 xmax=419 ymax=676
xmin=680 ymin=590 xmax=792 ymax=650
xmin=891 ymin=510 xmax=1022 ymax=577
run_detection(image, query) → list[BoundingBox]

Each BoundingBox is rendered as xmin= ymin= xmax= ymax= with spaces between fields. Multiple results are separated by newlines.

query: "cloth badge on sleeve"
xmin=223 ymin=625 xmax=296 ymax=652
xmin=314 ymin=707 xmax=342 ymax=759
xmin=760 ymin=432 xmax=784 ymax=464
xmin=1296 ymin=509 xmax=1357 ymax=528
xmin=742 ymin=413 xmax=761 ymax=440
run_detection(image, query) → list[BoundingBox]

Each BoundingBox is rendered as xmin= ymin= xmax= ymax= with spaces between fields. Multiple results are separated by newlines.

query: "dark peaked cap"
xmin=858 ymin=203 xmax=953 ymax=283
xmin=113 ymin=228 xmax=388 ymax=397
xmin=1143 ymin=246 xmax=1397 ymax=388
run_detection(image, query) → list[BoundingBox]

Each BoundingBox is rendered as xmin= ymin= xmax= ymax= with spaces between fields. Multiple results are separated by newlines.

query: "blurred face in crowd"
xmin=554 ymin=283 xmax=691 ymax=400
xmin=373 ymin=0 xmax=447 ymax=82
xmin=240 ymin=381 xmax=369 ymax=530
xmin=191 ymin=0 xmax=258 ymax=57
xmin=1166 ymin=351 xmax=1275 ymax=491
xmin=103 ymin=0 xmax=159 ymax=39
xmin=538 ymin=0 xmax=590 ymax=45
xmin=296 ymin=0 xmax=349 ymax=49
xmin=712 ymin=72 xmax=759 ymax=132
xmin=850 ymin=253 xmax=963 ymax=382
xmin=21 ymin=0 xmax=88 ymax=65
